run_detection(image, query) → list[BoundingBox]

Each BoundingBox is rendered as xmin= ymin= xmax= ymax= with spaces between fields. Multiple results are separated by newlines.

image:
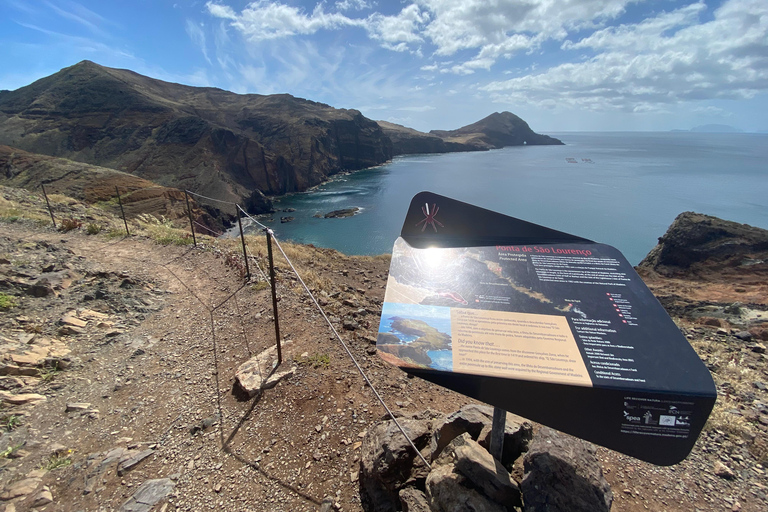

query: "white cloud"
xmin=44 ymin=0 xmax=112 ymax=38
xmin=365 ymin=4 xmax=427 ymax=46
xmin=185 ymin=19 xmax=212 ymax=65
xmin=335 ymin=0 xmax=372 ymax=11
xmin=398 ymin=105 xmax=435 ymax=112
xmin=206 ymin=1 xmax=364 ymax=42
xmin=480 ymin=0 xmax=768 ymax=111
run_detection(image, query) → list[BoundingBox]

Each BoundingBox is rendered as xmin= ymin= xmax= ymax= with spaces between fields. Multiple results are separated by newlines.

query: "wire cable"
xmin=185 ymin=189 xmax=237 ymax=206
xmin=268 ymin=230 xmax=432 ymax=470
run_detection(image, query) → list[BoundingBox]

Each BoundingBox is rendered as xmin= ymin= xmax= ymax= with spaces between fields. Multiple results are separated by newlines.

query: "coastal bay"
xmin=265 ymin=132 xmax=768 ymax=265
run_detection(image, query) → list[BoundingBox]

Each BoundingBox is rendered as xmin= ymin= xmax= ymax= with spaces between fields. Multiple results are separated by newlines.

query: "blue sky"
xmin=1 ymin=0 xmax=767 ymax=132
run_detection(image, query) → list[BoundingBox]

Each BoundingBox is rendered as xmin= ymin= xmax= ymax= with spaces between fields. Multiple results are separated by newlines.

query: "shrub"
xmin=59 ymin=218 xmax=82 ymax=232
xmin=0 ymin=293 xmax=17 ymax=309
xmin=85 ymin=223 xmax=102 ymax=235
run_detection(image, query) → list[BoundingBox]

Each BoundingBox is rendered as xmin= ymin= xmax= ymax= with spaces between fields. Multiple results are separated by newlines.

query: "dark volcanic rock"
xmin=0 ymin=60 xmax=392 ymax=209
xmin=359 ymin=410 xmax=442 ymax=512
xmin=638 ymin=211 xmax=768 ymax=276
xmin=324 ymin=207 xmax=360 ymax=218
xmin=521 ymin=427 xmax=612 ymax=512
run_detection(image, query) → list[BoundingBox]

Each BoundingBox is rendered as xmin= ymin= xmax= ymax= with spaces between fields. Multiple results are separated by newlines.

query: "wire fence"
xmin=29 ymin=183 xmax=429 ymax=507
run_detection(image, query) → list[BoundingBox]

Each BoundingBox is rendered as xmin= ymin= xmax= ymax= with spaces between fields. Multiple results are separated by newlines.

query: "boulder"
xmin=359 ymin=410 xmax=443 ymax=512
xmin=454 ymin=442 xmax=522 ymax=507
xmin=425 ymin=464 xmax=507 ymax=512
xmin=521 ymin=427 xmax=612 ymax=512
xmin=118 ymin=478 xmax=174 ymax=512
xmin=399 ymin=487 xmax=430 ymax=512
xmin=431 ymin=404 xmax=532 ymax=468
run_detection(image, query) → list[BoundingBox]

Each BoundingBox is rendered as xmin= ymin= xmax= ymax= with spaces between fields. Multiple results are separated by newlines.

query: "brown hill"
xmin=429 ymin=111 xmax=563 ymax=149
xmin=0 ymin=61 xmax=392 ymax=212
xmin=378 ymin=112 xmax=562 ymax=156
xmin=0 ymin=145 xmax=224 ymax=230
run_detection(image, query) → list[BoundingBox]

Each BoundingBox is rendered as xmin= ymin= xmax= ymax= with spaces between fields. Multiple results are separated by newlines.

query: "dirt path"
xmin=0 ymin=221 xmax=766 ymax=512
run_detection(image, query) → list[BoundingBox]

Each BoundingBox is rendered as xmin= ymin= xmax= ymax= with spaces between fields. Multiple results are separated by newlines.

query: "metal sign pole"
xmin=489 ymin=407 xmax=506 ymax=462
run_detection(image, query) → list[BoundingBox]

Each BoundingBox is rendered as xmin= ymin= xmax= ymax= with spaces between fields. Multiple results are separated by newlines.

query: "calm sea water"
xmin=249 ymin=132 xmax=768 ymax=265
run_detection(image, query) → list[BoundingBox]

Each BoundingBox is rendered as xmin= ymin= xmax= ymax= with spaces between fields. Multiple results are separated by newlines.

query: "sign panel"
xmin=377 ymin=192 xmax=716 ymax=465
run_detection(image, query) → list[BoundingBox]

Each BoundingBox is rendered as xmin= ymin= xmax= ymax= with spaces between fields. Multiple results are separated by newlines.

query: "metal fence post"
xmin=40 ymin=184 xmax=56 ymax=229
xmin=236 ymin=206 xmax=251 ymax=281
xmin=184 ymin=190 xmax=197 ymax=247
xmin=265 ymin=228 xmax=282 ymax=365
xmin=115 ymin=186 xmax=130 ymax=236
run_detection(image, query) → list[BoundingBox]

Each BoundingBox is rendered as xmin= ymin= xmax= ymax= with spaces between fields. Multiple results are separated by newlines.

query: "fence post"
xmin=265 ymin=228 xmax=282 ymax=365
xmin=236 ymin=206 xmax=251 ymax=281
xmin=183 ymin=190 xmax=197 ymax=247
xmin=115 ymin=186 xmax=130 ymax=236
xmin=40 ymin=184 xmax=56 ymax=229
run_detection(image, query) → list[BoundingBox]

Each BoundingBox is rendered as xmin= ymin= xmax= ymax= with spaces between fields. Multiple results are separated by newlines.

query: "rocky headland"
xmin=0 ymin=61 xmax=561 ymax=214
xmin=0 ymin=184 xmax=765 ymax=511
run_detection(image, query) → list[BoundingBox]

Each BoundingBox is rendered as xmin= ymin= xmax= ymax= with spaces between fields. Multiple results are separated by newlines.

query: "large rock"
xmin=521 ymin=427 xmax=612 ymax=512
xmin=431 ymin=434 xmax=522 ymax=510
xmin=638 ymin=211 xmax=768 ymax=276
xmin=454 ymin=442 xmax=522 ymax=507
xmin=431 ymin=404 xmax=532 ymax=468
xmin=118 ymin=478 xmax=174 ymax=512
xmin=235 ymin=342 xmax=294 ymax=397
xmin=425 ymin=464 xmax=507 ymax=512
xmin=359 ymin=410 xmax=443 ymax=512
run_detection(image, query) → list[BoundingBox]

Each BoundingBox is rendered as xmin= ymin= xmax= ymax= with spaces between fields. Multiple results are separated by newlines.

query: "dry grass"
xmin=691 ymin=338 xmax=761 ymax=440
xmin=0 ymin=195 xmax=49 ymax=224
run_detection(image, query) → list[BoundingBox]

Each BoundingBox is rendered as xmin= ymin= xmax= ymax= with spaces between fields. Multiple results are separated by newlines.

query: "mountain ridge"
xmin=0 ymin=61 xmax=561 ymax=211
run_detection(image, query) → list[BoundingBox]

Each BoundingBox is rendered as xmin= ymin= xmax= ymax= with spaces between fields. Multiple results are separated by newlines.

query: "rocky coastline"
xmin=0 ymin=61 xmax=562 ymax=216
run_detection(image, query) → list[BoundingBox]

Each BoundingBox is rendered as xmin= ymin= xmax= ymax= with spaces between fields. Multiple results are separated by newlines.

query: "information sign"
xmin=377 ymin=192 xmax=716 ymax=465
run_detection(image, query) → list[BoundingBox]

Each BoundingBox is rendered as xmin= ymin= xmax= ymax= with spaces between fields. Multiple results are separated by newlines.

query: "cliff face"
xmin=0 ymin=61 xmax=392 ymax=212
xmin=638 ymin=212 xmax=768 ymax=277
xmin=379 ymin=112 xmax=563 ymax=155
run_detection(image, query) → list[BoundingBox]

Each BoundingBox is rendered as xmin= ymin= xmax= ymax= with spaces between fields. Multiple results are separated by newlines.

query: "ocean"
xmin=246 ymin=132 xmax=768 ymax=265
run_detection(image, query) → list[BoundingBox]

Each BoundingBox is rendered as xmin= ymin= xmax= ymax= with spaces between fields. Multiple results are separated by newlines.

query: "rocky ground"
xmin=0 ymin=187 xmax=766 ymax=511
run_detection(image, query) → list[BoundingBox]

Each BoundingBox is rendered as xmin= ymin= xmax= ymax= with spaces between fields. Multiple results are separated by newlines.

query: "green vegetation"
xmin=0 ymin=293 xmax=17 ymax=309
xmin=306 ymin=353 xmax=330 ymax=369
xmin=136 ymin=213 xmax=194 ymax=246
xmin=1 ymin=415 xmax=21 ymax=432
xmin=1 ymin=443 xmax=24 ymax=459
xmin=38 ymin=362 xmax=61 ymax=383
xmin=251 ymin=281 xmax=270 ymax=292
xmin=40 ymin=451 xmax=73 ymax=470
xmin=85 ymin=223 xmax=102 ymax=235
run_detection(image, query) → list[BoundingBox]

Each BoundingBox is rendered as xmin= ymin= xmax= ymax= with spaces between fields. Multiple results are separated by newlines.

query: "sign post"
xmin=377 ymin=192 xmax=716 ymax=466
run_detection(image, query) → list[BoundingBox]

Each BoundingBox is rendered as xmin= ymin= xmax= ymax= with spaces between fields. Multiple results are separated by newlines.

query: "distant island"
xmin=0 ymin=60 xmax=561 ymax=217
xmin=671 ymin=124 xmax=744 ymax=133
